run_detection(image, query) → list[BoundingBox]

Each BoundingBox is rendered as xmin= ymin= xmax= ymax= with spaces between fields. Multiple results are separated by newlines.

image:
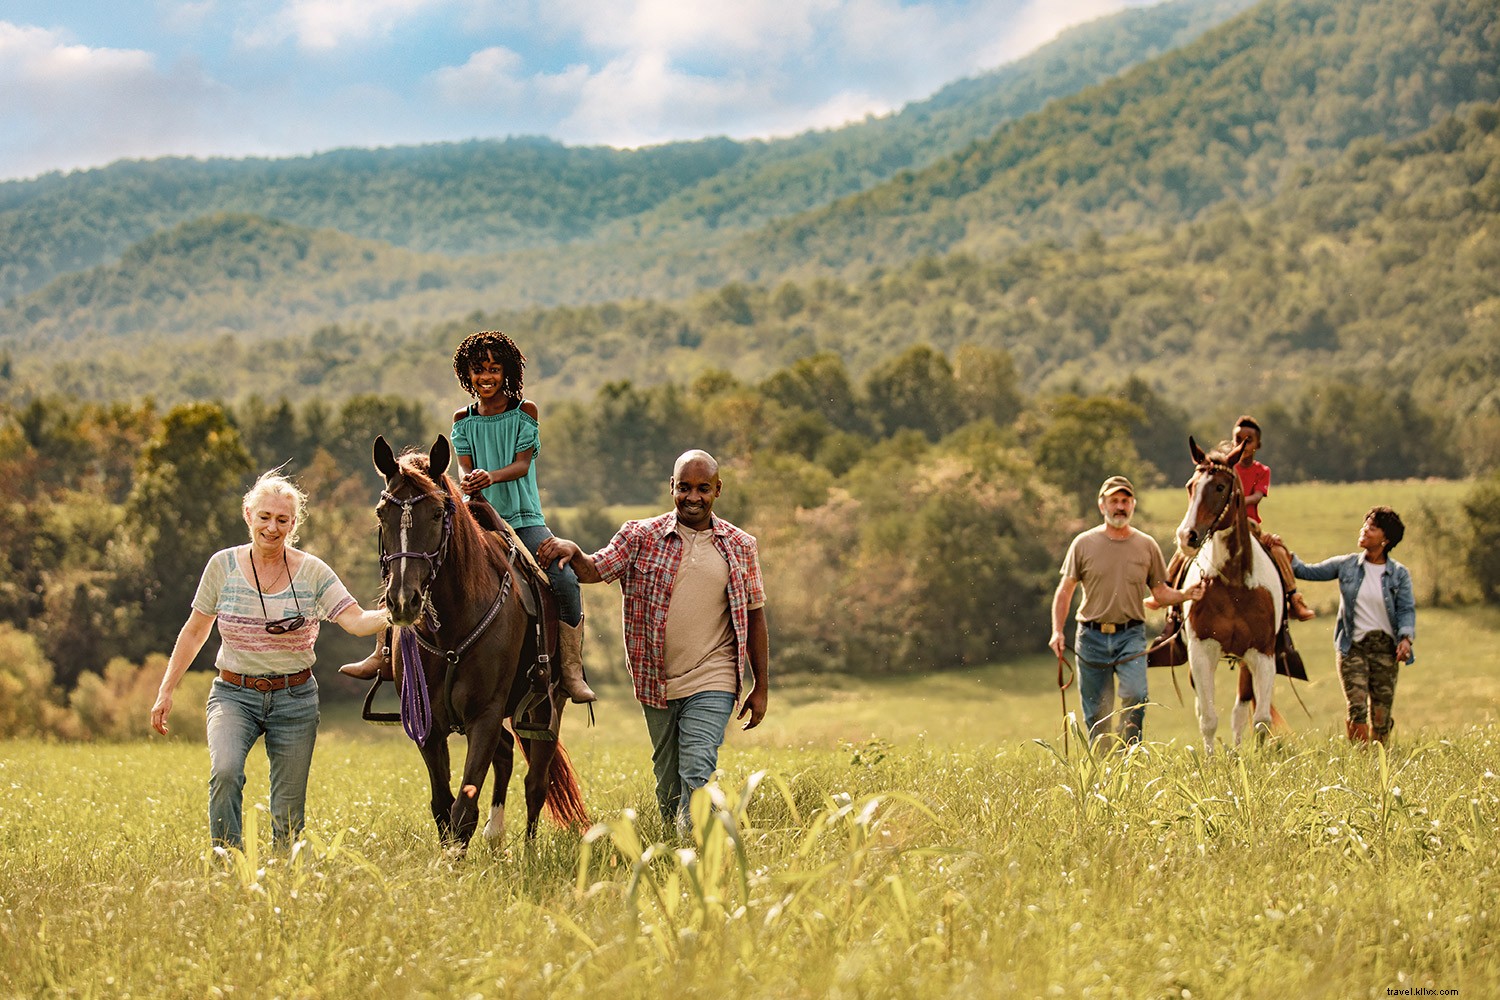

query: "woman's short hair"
xmin=1366 ymin=506 xmax=1405 ymax=553
xmin=242 ymin=471 xmax=308 ymax=544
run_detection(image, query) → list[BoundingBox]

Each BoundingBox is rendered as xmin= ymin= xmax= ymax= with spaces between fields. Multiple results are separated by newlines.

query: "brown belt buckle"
xmin=1100 ymin=623 xmax=1117 ymax=634
xmin=250 ymin=676 xmax=275 ymax=692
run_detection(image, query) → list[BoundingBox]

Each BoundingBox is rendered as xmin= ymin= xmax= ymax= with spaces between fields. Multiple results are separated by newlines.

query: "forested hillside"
xmin=0 ymin=0 xmax=1251 ymax=305
xmin=8 ymin=100 xmax=1498 ymax=448
xmin=717 ymin=0 xmax=1500 ymax=282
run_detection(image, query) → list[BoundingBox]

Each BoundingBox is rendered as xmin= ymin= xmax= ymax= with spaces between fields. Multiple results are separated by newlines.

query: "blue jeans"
xmin=516 ymin=525 xmax=583 ymax=627
xmin=1074 ymin=624 xmax=1148 ymax=744
xmin=641 ymin=691 xmax=736 ymax=829
xmin=205 ymin=676 xmax=320 ymax=848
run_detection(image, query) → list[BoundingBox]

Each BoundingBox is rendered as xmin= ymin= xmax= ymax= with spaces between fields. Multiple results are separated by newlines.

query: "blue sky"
xmin=0 ymin=0 xmax=1153 ymax=182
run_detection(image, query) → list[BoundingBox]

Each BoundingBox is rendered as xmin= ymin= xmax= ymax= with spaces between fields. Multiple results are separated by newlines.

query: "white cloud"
xmin=428 ymin=0 xmax=1119 ymax=147
xmin=0 ymin=22 xmax=231 ymax=177
xmin=431 ymin=45 xmax=528 ymax=105
xmin=242 ymin=0 xmax=452 ymax=52
xmin=984 ymin=0 xmax=1139 ymax=67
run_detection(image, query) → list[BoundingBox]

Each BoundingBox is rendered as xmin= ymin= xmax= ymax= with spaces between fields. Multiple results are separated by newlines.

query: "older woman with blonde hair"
xmin=150 ymin=469 xmax=389 ymax=850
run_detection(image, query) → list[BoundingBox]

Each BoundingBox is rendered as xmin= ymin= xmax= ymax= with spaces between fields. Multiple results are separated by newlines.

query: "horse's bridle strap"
xmin=1194 ymin=460 xmax=1240 ymax=538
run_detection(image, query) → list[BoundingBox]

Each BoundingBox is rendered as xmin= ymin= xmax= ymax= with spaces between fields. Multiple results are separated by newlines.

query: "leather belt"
xmin=218 ymin=667 xmax=313 ymax=691
xmin=1081 ymin=619 xmax=1143 ymax=634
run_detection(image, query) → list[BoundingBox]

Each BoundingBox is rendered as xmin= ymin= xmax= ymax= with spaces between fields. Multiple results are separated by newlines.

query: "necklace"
xmin=250 ymin=549 xmax=288 ymax=593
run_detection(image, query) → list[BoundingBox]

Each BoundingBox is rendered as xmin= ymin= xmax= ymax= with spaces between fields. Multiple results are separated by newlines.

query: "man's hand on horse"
xmin=536 ymin=536 xmax=579 ymax=568
xmin=1183 ymin=581 xmax=1206 ymax=602
xmin=738 ymin=687 xmax=768 ymax=730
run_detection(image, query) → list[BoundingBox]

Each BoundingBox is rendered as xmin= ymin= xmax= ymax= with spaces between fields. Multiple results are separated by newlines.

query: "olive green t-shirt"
xmin=1059 ymin=526 xmax=1167 ymax=625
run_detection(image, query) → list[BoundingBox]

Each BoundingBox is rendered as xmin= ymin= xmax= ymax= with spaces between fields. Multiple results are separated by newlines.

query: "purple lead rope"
xmin=398 ymin=628 xmax=432 ymax=744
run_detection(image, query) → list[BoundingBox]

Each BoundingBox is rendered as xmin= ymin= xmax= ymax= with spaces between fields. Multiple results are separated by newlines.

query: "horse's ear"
xmin=1189 ymin=435 xmax=1206 ymax=464
xmin=1225 ymin=437 xmax=1247 ymax=468
xmin=429 ymin=435 xmax=452 ymax=482
xmin=374 ymin=435 xmax=398 ymax=478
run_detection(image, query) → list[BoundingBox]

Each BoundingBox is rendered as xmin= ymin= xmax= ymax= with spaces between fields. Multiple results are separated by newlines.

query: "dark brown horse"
xmin=374 ymin=434 xmax=587 ymax=854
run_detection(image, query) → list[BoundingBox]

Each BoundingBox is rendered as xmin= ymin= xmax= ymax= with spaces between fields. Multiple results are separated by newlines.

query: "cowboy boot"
xmin=557 ymin=617 xmax=596 ymax=704
xmin=339 ymin=628 xmax=393 ymax=681
xmin=1345 ymin=719 xmax=1371 ymax=744
xmin=1287 ymin=589 xmax=1316 ymax=622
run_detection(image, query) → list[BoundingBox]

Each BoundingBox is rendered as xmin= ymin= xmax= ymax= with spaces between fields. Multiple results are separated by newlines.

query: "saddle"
xmin=1146 ymin=552 xmax=1307 ymax=680
xmin=473 ymin=510 xmax=566 ymax=742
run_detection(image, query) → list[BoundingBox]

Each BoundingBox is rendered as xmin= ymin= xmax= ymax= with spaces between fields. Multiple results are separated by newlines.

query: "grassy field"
xmin=2 ymin=479 xmax=1495 ymax=998
xmin=5 ymin=624 xmax=1500 ymax=997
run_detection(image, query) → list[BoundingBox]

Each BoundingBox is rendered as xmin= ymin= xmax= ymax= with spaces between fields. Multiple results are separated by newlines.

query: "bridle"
xmin=375 ymin=473 xmax=515 ymax=744
xmin=1186 ymin=459 xmax=1240 ymax=546
xmin=378 ymin=479 xmax=455 ymax=619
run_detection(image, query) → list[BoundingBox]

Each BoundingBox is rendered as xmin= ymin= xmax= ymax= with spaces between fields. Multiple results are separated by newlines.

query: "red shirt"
xmin=590 ymin=511 xmax=766 ymax=709
xmin=1236 ymin=460 xmax=1271 ymax=523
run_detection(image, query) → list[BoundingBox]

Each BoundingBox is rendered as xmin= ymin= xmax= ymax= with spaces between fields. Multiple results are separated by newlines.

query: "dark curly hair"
xmin=453 ymin=331 xmax=526 ymax=401
xmin=1366 ymin=506 xmax=1405 ymax=554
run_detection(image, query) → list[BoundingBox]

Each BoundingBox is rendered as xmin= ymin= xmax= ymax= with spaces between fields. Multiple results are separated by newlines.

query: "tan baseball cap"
xmin=1098 ymin=475 xmax=1135 ymax=498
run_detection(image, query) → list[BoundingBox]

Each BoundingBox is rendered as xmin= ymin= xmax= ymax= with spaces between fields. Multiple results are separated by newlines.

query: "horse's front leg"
xmin=418 ymin=734 xmax=455 ymax=841
xmin=1188 ymin=635 xmax=1222 ymax=751
xmin=485 ymin=725 xmax=517 ymax=847
xmin=450 ymin=705 xmax=508 ymax=851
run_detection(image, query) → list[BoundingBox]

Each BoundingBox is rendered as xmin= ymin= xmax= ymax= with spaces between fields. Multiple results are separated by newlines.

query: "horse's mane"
xmin=1205 ymin=441 xmax=1237 ymax=465
xmin=395 ymin=452 xmax=505 ymax=600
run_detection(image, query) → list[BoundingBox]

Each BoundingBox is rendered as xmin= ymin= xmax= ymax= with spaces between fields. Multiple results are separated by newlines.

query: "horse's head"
xmin=374 ymin=434 xmax=456 ymax=626
xmin=1175 ymin=435 xmax=1247 ymax=552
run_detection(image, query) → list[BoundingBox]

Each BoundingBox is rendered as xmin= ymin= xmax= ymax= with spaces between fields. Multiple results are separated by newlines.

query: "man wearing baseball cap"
xmin=1048 ymin=475 xmax=1203 ymax=744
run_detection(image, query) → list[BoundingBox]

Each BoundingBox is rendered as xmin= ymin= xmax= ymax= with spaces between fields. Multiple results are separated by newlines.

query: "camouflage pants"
xmin=1337 ymin=631 xmax=1400 ymax=739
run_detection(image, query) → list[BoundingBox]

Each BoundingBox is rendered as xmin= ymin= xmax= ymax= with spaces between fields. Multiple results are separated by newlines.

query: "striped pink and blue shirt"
xmin=191 ymin=546 xmax=356 ymax=677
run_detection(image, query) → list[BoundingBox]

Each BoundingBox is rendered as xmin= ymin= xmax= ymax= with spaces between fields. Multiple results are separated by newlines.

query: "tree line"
xmin=1 ymin=338 xmax=1481 ymax=728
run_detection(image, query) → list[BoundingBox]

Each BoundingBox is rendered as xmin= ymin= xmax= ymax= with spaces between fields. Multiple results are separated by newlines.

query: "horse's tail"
xmin=520 ymin=737 xmax=590 ymax=829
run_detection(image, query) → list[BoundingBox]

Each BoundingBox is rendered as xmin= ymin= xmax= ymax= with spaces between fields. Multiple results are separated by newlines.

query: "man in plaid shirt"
xmin=539 ymin=450 xmax=770 ymax=831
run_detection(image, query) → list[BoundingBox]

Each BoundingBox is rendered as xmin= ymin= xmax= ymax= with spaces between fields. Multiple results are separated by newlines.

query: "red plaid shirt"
xmin=591 ymin=511 xmax=765 ymax=709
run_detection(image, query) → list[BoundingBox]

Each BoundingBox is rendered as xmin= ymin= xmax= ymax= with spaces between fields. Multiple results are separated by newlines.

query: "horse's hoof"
xmin=483 ymin=805 xmax=506 ymax=844
xmin=442 ymin=843 xmax=468 ymax=861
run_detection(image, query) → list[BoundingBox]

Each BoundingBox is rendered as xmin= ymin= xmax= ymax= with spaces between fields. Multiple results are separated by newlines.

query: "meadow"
xmin=2 ymin=480 xmax=1496 ymax=998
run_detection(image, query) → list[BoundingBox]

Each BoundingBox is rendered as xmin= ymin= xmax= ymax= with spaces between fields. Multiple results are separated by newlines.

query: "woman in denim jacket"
xmin=1288 ymin=506 xmax=1415 ymax=744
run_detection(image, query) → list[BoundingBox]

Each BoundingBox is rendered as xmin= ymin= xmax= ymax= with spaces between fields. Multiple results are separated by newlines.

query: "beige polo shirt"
xmin=663 ymin=525 xmax=739 ymax=700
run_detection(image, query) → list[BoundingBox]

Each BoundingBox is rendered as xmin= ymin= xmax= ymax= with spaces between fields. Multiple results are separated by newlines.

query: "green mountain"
xmin=2 ymin=0 xmax=1496 ymax=431
xmin=8 ymin=101 xmax=1498 ymax=435
xmin=0 ymin=0 xmax=1252 ymax=304
xmin=705 ymin=0 xmax=1500 ymax=284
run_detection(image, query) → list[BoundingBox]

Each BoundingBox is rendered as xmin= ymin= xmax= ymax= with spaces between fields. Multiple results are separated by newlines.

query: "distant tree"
xmin=1463 ymin=473 xmax=1500 ymax=604
xmin=952 ymin=344 xmax=1025 ymax=429
xmin=121 ymin=403 xmax=254 ymax=660
xmin=1115 ymin=375 xmax=1192 ymax=484
xmin=1028 ymin=394 xmax=1148 ymax=514
xmin=863 ymin=344 xmax=961 ymax=440
xmin=329 ymin=394 xmax=433 ymax=488
xmin=760 ymin=352 xmax=866 ymax=434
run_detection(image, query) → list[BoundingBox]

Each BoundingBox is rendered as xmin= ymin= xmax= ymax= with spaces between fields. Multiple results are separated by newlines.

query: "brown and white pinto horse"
xmin=1175 ymin=436 xmax=1282 ymax=748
